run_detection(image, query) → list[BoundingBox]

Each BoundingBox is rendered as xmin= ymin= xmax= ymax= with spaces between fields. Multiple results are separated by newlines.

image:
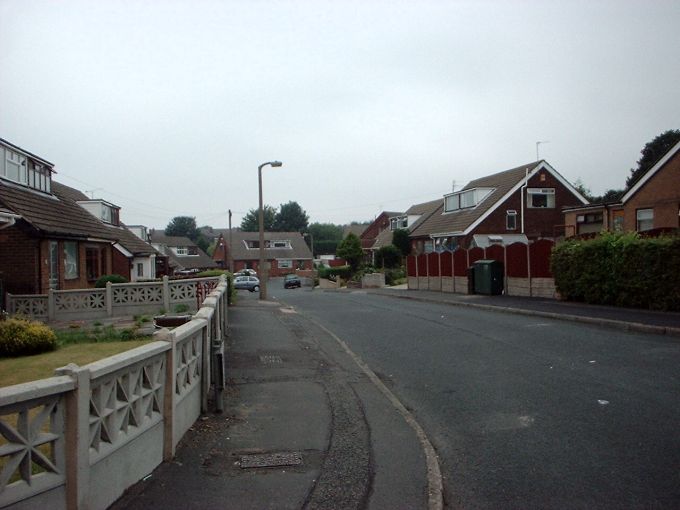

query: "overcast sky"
xmin=1 ymin=0 xmax=678 ymax=229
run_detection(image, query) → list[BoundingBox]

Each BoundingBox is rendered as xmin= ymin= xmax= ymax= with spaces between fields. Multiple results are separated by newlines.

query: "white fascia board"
xmin=113 ymin=242 xmax=133 ymax=258
xmin=621 ymin=140 xmax=680 ymax=203
xmin=429 ymin=231 xmax=464 ymax=238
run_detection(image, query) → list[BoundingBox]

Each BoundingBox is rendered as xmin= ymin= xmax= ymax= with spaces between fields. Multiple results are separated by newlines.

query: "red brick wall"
xmin=112 ymin=249 xmax=131 ymax=280
xmin=0 ymin=226 xmax=40 ymax=295
xmin=475 ymin=170 xmax=583 ymax=240
xmin=623 ymin=150 xmax=680 ymax=231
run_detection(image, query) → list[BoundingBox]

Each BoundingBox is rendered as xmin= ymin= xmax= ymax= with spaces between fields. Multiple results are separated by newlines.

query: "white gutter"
xmin=520 ymin=167 xmax=529 ymax=234
xmin=0 ymin=212 xmax=20 ymax=230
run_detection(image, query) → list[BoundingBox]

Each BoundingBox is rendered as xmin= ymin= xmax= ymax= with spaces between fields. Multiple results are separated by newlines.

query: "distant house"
xmin=212 ymin=231 xmax=313 ymax=276
xmin=0 ymin=137 xmax=159 ymax=296
xmin=563 ymin=140 xmax=680 ymax=236
xmin=149 ymin=231 xmax=217 ymax=274
xmin=409 ymin=161 xmax=588 ymax=253
xmin=369 ymin=200 xmax=440 ymax=261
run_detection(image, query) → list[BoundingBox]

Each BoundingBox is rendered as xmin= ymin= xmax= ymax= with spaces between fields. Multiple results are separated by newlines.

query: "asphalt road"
xmin=272 ymin=285 xmax=680 ymax=509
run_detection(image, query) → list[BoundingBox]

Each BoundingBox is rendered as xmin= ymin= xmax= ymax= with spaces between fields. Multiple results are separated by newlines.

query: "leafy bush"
xmin=384 ymin=267 xmax=406 ymax=286
xmin=196 ymin=269 xmax=229 ymax=277
xmin=0 ymin=318 xmax=57 ymax=357
xmin=94 ymin=274 xmax=128 ymax=288
xmin=551 ymin=232 xmax=680 ymax=310
xmin=174 ymin=304 xmax=190 ymax=313
xmin=318 ymin=265 xmax=352 ymax=281
xmin=376 ymin=245 xmax=402 ymax=269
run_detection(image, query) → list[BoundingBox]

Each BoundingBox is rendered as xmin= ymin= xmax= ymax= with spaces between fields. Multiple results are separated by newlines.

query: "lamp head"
xmin=271 ymin=161 xmax=283 ymax=167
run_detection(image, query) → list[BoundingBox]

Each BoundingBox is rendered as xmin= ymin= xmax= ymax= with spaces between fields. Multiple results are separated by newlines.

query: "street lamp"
xmin=258 ymin=161 xmax=282 ymax=300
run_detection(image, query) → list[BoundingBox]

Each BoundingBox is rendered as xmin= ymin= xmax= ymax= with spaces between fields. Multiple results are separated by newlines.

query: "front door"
xmin=48 ymin=241 xmax=59 ymax=290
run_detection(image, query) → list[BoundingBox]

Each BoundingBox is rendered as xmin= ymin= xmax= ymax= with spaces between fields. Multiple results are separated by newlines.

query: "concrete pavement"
xmin=112 ymin=292 xmax=432 ymax=510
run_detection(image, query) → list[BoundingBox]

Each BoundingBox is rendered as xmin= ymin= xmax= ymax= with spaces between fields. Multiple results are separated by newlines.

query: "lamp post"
xmin=258 ymin=161 xmax=282 ymax=300
xmin=304 ymin=232 xmax=315 ymax=291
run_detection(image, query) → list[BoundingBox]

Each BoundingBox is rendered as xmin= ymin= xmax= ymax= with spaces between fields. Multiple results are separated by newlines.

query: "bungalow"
xmin=409 ymin=161 xmax=588 ymax=252
xmin=369 ymin=199 xmax=440 ymax=262
xmin=563 ymin=140 xmax=680 ymax=236
xmin=212 ymin=230 xmax=313 ymax=276
xmin=0 ymin=137 xmax=159 ymax=296
xmin=149 ymin=231 xmax=217 ymax=274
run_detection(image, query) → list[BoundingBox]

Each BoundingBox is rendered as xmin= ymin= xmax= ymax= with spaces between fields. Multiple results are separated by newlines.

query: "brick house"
xmin=212 ymin=231 xmax=313 ymax=276
xmin=409 ymin=161 xmax=588 ymax=253
xmin=368 ymin=200 xmax=440 ymax=263
xmin=149 ymin=231 xmax=217 ymax=275
xmin=563 ymin=140 xmax=680 ymax=236
xmin=0 ymin=137 xmax=159 ymax=298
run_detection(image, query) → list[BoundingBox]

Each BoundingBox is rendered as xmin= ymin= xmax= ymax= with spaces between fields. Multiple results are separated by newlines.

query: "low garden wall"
xmin=5 ymin=276 xmax=220 ymax=321
xmin=0 ymin=276 xmax=229 ymax=510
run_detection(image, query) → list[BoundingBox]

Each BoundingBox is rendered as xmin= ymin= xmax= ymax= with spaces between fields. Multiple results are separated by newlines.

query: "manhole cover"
xmin=240 ymin=451 xmax=302 ymax=469
xmin=259 ymin=355 xmax=283 ymax=365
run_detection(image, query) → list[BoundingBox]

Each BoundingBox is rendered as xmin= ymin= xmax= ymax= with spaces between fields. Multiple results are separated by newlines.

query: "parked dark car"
xmin=234 ymin=275 xmax=260 ymax=292
xmin=283 ymin=274 xmax=301 ymax=289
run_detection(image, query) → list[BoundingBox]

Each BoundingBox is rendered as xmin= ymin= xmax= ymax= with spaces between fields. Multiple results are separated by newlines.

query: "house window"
xmin=272 ymin=240 xmax=291 ymax=249
xmin=636 ymin=208 xmax=654 ymax=231
xmin=506 ymin=210 xmax=517 ymax=230
xmin=444 ymin=188 xmax=494 ymax=212
xmin=390 ymin=217 xmax=407 ymax=230
xmin=278 ymin=259 xmax=293 ymax=269
xmin=137 ymin=263 xmax=144 ymax=277
xmin=175 ymin=247 xmax=188 ymax=255
xmin=245 ymin=240 xmax=260 ymax=249
xmin=85 ymin=247 xmax=103 ymax=281
xmin=527 ymin=188 xmax=555 ymax=208
xmin=3 ymin=149 xmax=27 ymax=184
xmin=64 ymin=242 xmax=79 ymax=279
xmin=424 ymin=240 xmax=434 ymax=253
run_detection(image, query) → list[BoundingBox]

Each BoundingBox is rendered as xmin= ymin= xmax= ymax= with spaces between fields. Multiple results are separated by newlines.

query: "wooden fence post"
xmin=162 ymin=275 xmax=170 ymax=313
xmin=106 ymin=282 xmax=113 ymax=317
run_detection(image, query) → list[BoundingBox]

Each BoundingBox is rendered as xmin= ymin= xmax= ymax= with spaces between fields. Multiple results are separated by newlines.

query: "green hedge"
xmin=0 ymin=318 xmax=58 ymax=357
xmin=318 ymin=265 xmax=352 ymax=281
xmin=551 ymin=232 xmax=680 ymax=310
xmin=95 ymin=274 xmax=128 ymax=288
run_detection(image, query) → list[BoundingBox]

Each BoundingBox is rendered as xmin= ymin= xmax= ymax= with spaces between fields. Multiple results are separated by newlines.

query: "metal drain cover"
xmin=240 ymin=451 xmax=302 ymax=469
xmin=259 ymin=355 xmax=283 ymax=365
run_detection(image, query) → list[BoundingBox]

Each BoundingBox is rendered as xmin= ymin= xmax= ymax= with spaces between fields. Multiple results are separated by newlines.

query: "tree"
xmin=336 ymin=233 xmax=364 ymax=270
xmin=392 ymin=228 xmax=411 ymax=257
xmin=274 ymin=201 xmax=309 ymax=233
xmin=627 ymin=129 xmax=680 ymax=188
xmin=309 ymin=222 xmax=344 ymax=255
xmin=376 ymin=245 xmax=401 ymax=269
xmin=165 ymin=216 xmax=201 ymax=241
xmin=240 ymin=206 xmax=276 ymax=232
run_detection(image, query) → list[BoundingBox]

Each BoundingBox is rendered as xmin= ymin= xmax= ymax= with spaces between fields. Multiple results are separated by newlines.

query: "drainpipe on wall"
xmin=520 ymin=167 xmax=530 ymax=234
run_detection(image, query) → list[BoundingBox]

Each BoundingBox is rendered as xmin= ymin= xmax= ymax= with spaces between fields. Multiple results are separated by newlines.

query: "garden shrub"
xmin=384 ymin=267 xmax=406 ymax=286
xmin=95 ymin=274 xmax=128 ymax=288
xmin=0 ymin=318 xmax=57 ymax=357
xmin=551 ymin=232 xmax=680 ymax=310
xmin=319 ymin=265 xmax=352 ymax=281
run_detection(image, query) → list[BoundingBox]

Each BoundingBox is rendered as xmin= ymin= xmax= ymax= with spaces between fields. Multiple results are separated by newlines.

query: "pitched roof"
xmin=225 ymin=231 xmax=312 ymax=261
xmin=0 ymin=180 xmax=158 ymax=257
xmin=371 ymin=199 xmax=442 ymax=250
xmin=343 ymin=224 xmax=368 ymax=238
xmin=621 ymin=139 xmax=680 ymax=203
xmin=410 ymin=161 xmax=585 ymax=238
xmin=149 ymin=231 xmax=217 ymax=270
xmin=0 ymin=180 xmax=116 ymax=239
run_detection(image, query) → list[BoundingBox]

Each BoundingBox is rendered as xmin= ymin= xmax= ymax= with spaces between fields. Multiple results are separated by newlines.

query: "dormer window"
xmin=0 ymin=143 xmax=54 ymax=193
xmin=76 ymin=199 xmax=121 ymax=226
xmin=266 ymin=240 xmax=291 ymax=249
xmin=444 ymin=187 xmax=495 ymax=212
xmin=390 ymin=216 xmax=408 ymax=230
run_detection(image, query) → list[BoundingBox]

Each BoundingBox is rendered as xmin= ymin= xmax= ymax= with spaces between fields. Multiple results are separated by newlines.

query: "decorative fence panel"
xmin=407 ymin=241 xmax=557 ymax=298
xmin=0 ymin=276 xmax=230 ymax=510
xmin=6 ymin=276 xmax=220 ymax=321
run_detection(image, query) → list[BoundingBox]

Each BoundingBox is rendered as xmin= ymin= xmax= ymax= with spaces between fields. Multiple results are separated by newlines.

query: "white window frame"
xmin=527 ymin=188 xmax=555 ymax=208
xmin=271 ymin=240 xmax=292 ymax=249
xmin=636 ymin=208 xmax=654 ymax=231
xmin=175 ymin=246 xmax=188 ymax=256
xmin=444 ymin=187 xmax=494 ymax=213
xmin=506 ymin=210 xmax=517 ymax=230
xmin=278 ymin=259 xmax=293 ymax=269
xmin=137 ymin=263 xmax=144 ymax=277
xmin=3 ymin=149 xmax=27 ymax=185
